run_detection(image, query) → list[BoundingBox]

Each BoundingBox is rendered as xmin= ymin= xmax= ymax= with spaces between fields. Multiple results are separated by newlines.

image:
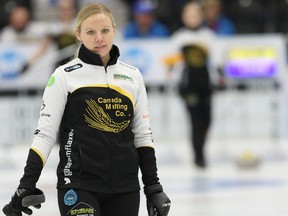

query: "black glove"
xmin=2 ymin=188 xmax=45 ymax=216
xmin=145 ymin=184 xmax=171 ymax=216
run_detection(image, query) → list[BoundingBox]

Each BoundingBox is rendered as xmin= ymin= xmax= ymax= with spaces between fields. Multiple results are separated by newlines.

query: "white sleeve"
xmin=132 ymin=70 xmax=154 ymax=149
xmin=31 ymin=69 xmax=68 ymax=164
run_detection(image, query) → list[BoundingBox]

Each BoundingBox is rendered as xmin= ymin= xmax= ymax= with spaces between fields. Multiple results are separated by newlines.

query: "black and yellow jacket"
xmin=19 ymin=44 xmax=159 ymax=193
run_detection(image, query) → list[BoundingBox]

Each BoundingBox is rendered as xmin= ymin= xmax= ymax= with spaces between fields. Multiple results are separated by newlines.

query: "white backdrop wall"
xmin=0 ymin=35 xmax=287 ymax=146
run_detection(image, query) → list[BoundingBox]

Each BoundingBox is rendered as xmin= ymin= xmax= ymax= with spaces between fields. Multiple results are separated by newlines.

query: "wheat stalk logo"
xmin=84 ymin=99 xmax=130 ymax=133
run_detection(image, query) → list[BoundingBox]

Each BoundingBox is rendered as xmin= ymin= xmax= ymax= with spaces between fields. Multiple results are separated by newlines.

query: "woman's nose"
xmin=95 ymin=32 xmax=103 ymax=41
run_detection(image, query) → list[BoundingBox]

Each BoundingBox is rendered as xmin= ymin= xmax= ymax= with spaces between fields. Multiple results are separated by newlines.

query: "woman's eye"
xmin=102 ymin=29 xmax=110 ymax=33
xmin=87 ymin=30 xmax=94 ymax=35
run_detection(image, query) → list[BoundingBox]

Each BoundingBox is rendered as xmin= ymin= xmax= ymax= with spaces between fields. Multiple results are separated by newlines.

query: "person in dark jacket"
xmin=123 ymin=0 xmax=170 ymax=39
xmin=203 ymin=0 xmax=236 ymax=36
xmin=2 ymin=3 xmax=171 ymax=216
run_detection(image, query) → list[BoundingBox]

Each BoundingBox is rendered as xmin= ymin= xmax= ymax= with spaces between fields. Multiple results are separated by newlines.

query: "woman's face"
xmin=182 ymin=4 xmax=203 ymax=29
xmin=76 ymin=13 xmax=115 ymax=64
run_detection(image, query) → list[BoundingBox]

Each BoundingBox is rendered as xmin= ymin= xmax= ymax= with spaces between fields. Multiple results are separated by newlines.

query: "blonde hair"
xmin=76 ymin=2 xmax=116 ymax=33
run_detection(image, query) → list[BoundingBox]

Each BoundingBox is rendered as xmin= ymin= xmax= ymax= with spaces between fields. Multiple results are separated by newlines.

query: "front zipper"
xmin=104 ymin=66 xmax=111 ymax=89
xmin=105 ymin=65 xmax=116 ymax=192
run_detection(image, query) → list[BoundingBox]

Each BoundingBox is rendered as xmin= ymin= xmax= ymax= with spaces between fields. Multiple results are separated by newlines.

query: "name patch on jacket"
xmin=64 ymin=63 xmax=83 ymax=72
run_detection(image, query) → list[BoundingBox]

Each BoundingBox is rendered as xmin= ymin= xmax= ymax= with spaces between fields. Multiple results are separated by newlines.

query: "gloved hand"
xmin=145 ymin=184 xmax=171 ymax=216
xmin=2 ymin=188 xmax=45 ymax=216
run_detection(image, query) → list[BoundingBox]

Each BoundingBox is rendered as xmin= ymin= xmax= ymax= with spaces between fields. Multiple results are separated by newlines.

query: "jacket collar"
xmin=78 ymin=44 xmax=120 ymax=66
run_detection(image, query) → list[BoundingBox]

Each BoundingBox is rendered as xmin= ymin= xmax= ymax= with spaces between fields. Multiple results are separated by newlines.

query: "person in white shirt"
xmin=0 ymin=5 xmax=51 ymax=72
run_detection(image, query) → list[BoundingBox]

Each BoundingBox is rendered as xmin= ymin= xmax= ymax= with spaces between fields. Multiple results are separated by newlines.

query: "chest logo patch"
xmin=84 ymin=99 xmax=130 ymax=133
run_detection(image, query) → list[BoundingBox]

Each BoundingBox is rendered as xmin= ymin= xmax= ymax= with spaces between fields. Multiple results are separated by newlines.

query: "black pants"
xmin=58 ymin=188 xmax=140 ymax=216
xmin=185 ymin=94 xmax=211 ymax=164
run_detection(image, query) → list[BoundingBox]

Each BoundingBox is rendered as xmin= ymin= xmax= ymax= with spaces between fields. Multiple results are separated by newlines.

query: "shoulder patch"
xmin=47 ymin=75 xmax=55 ymax=87
xmin=64 ymin=63 xmax=83 ymax=72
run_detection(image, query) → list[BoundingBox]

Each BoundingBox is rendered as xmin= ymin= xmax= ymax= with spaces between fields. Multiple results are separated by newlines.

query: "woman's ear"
xmin=75 ymin=28 xmax=81 ymax=42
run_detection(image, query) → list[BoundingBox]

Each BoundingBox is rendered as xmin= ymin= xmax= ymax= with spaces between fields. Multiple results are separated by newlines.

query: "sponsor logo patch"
xmin=47 ymin=76 xmax=55 ymax=87
xmin=67 ymin=202 xmax=96 ymax=216
xmin=64 ymin=129 xmax=74 ymax=177
xmin=41 ymin=113 xmax=51 ymax=117
xmin=64 ymin=189 xmax=78 ymax=206
xmin=84 ymin=99 xmax=130 ymax=133
xmin=64 ymin=63 xmax=83 ymax=72
xmin=113 ymin=74 xmax=133 ymax=81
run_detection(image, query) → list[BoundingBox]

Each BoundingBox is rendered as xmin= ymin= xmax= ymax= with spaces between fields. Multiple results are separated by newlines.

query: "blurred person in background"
xmin=48 ymin=0 xmax=78 ymax=68
xmin=202 ymin=0 xmax=236 ymax=35
xmin=2 ymin=2 xmax=171 ymax=216
xmin=0 ymin=0 xmax=32 ymax=31
xmin=123 ymin=0 xmax=170 ymax=39
xmin=0 ymin=5 xmax=51 ymax=73
xmin=168 ymin=1 xmax=217 ymax=168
